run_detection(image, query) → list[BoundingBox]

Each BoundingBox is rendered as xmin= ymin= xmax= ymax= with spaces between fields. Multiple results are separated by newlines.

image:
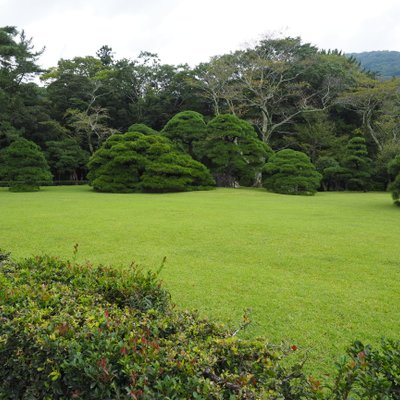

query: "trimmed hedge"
xmin=1 ymin=252 xmax=399 ymax=399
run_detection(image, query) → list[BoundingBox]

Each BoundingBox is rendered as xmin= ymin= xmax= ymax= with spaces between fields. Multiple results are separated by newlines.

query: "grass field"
xmin=0 ymin=185 xmax=399 ymax=373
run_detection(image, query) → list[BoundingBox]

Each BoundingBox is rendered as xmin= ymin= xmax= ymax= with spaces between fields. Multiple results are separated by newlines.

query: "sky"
xmin=1 ymin=0 xmax=400 ymax=68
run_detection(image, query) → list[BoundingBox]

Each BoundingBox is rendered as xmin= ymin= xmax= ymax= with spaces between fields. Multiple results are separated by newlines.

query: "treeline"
xmin=1 ymin=26 xmax=400 ymax=200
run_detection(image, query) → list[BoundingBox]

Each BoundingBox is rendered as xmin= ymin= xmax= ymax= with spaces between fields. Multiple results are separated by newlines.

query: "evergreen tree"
xmin=0 ymin=138 xmax=52 ymax=191
xmin=87 ymin=132 xmax=214 ymax=193
xmin=162 ymin=111 xmax=207 ymax=159
xmin=128 ymin=123 xmax=158 ymax=135
xmin=342 ymin=133 xmax=372 ymax=191
xmin=388 ymin=155 xmax=400 ymax=206
xmin=45 ymin=139 xmax=89 ymax=182
xmin=199 ymin=114 xmax=271 ymax=187
xmin=263 ymin=149 xmax=322 ymax=195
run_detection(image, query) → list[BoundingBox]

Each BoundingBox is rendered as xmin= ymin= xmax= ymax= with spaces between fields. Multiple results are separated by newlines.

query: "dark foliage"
xmin=87 ymin=132 xmax=215 ymax=193
xmin=0 ymin=137 xmax=52 ymax=191
xmin=263 ymin=149 xmax=322 ymax=195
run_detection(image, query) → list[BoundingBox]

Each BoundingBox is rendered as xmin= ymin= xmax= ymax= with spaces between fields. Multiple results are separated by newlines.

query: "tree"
xmin=45 ymin=139 xmax=89 ymax=182
xmin=342 ymin=133 xmax=372 ymax=191
xmin=315 ymin=156 xmax=347 ymax=191
xmin=282 ymin=113 xmax=346 ymax=163
xmin=127 ymin=123 xmax=158 ymax=135
xmin=193 ymin=37 xmax=359 ymax=143
xmin=388 ymin=155 xmax=400 ymax=206
xmin=199 ymin=114 xmax=271 ymax=187
xmin=66 ymin=107 xmax=117 ymax=154
xmin=338 ymin=77 xmax=400 ymax=152
xmin=263 ymin=149 xmax=322 ymax=195
xmin=87 ymin=132 xmax=214 ymax=193
xmin=162 ymin=111 xmax=207 ymax=158
xmin=0 ymin=138 xmax=52 ymax=191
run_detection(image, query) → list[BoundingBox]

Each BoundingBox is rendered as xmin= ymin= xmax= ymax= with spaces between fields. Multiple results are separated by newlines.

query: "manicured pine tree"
xmin=199 ymin=114 xmax=271 ymax=187
xmin=0 ymin=138 xmax=52 ymax=191
xmin=388 ymin=155 xmax=400 ymax=206
xmin=161 ymin=111 xmax=207 ymax=159
xmin=127 ymin=123 xmax=158 ymax=135
xmin=263 ymin=149 xmax=322 ymax=195
xmin=87 ymin=132 xmax=214 ymax=193
xmin=342 ymin=132 xmax=372 ymax=191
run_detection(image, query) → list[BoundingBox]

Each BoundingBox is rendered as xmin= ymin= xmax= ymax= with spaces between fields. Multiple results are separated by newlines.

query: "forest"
xmin=1 ymin=26 xmax=400 ymax=202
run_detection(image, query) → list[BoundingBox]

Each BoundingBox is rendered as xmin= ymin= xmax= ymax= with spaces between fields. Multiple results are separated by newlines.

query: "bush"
xmin=263 ymin=149 xmax=322 ymax=195
xmin=388 ymin=155 xmax=400 ymax=206
xmin=0 ymin=138 xmax=53 ymax=191
xmin=87 ymin=132 xmax=215 ymax=193
xmin=330 ymin=339 xmax=400 ymax=399
xmin=0 ymin=254 xmax=315 ymax=399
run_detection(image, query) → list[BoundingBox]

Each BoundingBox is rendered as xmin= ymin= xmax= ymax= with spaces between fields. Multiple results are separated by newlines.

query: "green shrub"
xmin=263 ymin=149 xmax=322 ymax=195
xmin=1 ymin=253 xmax=399 ymax=398
xmin=388 ymin=155 xmax=400 ymax=206
xmin=0 ymin=138 xmax=53 ymax=191
xmin=87 ymin=132 xmax=215 ymax=193
xmin=330 ymin=339 xmax=400 ymax=399
xmin=0 ymin=254 xmax=315 ymax=399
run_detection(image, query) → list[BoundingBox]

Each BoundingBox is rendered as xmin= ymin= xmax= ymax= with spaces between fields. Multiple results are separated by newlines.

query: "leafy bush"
xmin=0 ymin=254 xmax=315 ymax=399
xmin=330 ymin=339 xmax=400 ymax=399
xmin=263 ymin=149 xmax=322 ymax=195
xmin=87 ymin=132 xmax=215 ymax=193
xmin=0 ymin=138 xmax=53 ymax=191
xmin=1 ymin=253 xmax=399 ymax=399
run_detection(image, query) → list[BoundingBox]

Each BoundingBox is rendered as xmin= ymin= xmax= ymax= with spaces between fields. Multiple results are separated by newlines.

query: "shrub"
xmin=0 ymin=138 xmax=52 ymax=191
xmin=0 ymin=254 xmax=315 ymax=399
xmin=263 ymin=149 xmax=322 ymax=195
xmin=87 ymin=132 xmax=215 ymax=193
xmin=388 ymin=155 xmax=400 ymax=206
xmin=330 ymin=339 xmax=400 ymax=399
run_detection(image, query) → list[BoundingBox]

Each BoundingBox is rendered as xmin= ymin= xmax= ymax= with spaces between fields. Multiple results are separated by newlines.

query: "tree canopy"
xmin=263 ymin=149 xmax=322 ymax=195
xmin=0 ymin=137 xmax=52 ymax=191
xmin=87 ymin=132 xmax=214 ymax=193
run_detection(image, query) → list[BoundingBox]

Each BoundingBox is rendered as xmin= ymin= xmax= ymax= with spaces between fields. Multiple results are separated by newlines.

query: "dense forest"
xmin=348 ymin=50 xmax=400 ymax=79
xmin=1 ymin=26 xmax=400 ymax=199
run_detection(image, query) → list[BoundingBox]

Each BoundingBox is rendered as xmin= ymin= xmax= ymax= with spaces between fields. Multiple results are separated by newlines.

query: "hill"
xmin=347 ymin=50 xmax=400 ymax=79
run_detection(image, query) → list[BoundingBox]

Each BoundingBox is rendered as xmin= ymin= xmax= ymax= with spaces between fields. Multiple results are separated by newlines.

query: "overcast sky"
xmin=1 ymin=0 xmax=400 ymax=68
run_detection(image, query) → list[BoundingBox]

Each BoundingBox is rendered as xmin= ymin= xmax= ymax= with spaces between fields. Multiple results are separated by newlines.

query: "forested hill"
xmin=347 ymin=51 xmax=400 ymax=79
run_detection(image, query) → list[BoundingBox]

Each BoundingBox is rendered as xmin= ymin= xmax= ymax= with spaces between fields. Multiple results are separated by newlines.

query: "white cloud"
xmin=1 ymin=0 xmax=400 ymax=67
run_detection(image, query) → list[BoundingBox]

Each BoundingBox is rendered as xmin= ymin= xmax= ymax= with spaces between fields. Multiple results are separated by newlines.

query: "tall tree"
xmin=200 ymin=114 xmax=271 ymax=187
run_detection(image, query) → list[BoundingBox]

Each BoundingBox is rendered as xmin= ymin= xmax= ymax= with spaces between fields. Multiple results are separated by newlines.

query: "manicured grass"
xmin=1 ymin=185 xmax=399 ymax=373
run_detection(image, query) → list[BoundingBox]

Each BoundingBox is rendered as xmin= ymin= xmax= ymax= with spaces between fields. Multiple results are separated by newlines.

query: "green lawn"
xmin=1 ymin=186 xmax=399 ymax=373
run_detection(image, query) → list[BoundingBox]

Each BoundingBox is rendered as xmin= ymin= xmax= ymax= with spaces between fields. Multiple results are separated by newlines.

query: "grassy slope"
xmin=0 ymin=186 xmax=399 ymax=373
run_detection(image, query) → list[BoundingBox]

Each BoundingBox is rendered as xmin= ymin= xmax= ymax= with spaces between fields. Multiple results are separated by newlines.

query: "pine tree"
xmin=0 ymin=138 xmax=52 ymax=191
xmin=87 ymin=132 xmax=214 ymax=193
xmin=263 ymin=149 xmax=322 ymax=195
xmin=342 ymin=133 xmax=372 ymax=191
